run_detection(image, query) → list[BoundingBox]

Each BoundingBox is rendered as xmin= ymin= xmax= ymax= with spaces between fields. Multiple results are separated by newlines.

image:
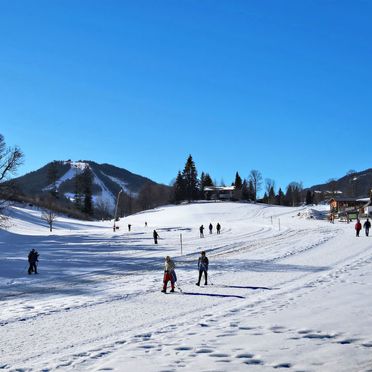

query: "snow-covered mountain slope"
xmin=11 ymin=160 xmax=162 ymax=211
xmin=1 ymin=202 xmax=372 ymax=371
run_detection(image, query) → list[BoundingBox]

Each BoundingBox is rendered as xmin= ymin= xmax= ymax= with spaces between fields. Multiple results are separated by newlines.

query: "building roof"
xmin=204 ymin=186 xmax=235 ymax=192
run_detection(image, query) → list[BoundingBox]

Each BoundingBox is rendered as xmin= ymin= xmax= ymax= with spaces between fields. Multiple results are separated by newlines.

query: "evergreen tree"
xmin=200 ymin=172 xmax=214 ymax=199
xmin=233 ymin=171 xmax=243 ymax=200
xmin=173 ymin=171 xmax=186 ymax=203
xmin=182 ymin=155 xmax=199 ymax=202
xmin=276 ymin=187 xmax=285 ymax=205
xmin=241 ymin=179 xmax=249 ymax=200
xmin=234 ymin=172 xmax=242 ymax=189
xmin=305 ymin=190 xmax=313 ymax=205
xmin=268 ymin=186 xmax=276 ymax=204
xmin=285 ymin=182 xmax=303 ymax=206
xmin=248 ymin=180 xmax=255 ymax=201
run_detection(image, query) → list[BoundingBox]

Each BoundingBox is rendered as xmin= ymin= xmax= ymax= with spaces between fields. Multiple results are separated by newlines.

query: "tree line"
xmin=171 ymin=154 xmax=321 ymax=206
xmin=0 ymin=132 xmax=365 ymax=226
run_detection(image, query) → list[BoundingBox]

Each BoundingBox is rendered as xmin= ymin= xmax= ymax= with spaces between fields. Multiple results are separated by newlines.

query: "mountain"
xmin=12 ymin=160 xmax=163 ymax=212
xmin=307 ymin=168 xmax=372 ymax=198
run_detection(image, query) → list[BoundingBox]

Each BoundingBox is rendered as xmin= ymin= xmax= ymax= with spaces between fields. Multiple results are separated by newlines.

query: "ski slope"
xmin=0 ymin=202 xmax=371 ymax=371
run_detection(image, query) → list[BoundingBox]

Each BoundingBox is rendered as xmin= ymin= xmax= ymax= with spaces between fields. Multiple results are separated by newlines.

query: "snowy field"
xmin=0 ymin=202 xmax=372 ymax=371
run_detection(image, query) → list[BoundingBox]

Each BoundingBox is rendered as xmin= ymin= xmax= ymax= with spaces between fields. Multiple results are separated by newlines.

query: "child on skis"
xmin=162 ymin=256 xmax=176 ymax=293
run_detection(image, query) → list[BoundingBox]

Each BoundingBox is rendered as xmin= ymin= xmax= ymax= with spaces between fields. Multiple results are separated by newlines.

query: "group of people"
xmin=200 ymin=223 xmax=221 ymax=238
xmin=355 ymin=218 xmax=371 ymax=237
xmin=162 ymin=251 xmax=209 ymax=293
xmin=28 ymin=248 xmax=39 ymax=275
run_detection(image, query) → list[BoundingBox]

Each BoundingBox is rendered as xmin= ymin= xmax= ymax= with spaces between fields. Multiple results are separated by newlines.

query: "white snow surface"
xmin=1 ymin=202 xmax=372 ymax=371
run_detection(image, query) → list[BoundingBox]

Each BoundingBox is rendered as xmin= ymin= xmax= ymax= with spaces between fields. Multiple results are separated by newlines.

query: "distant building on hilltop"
xmin=204 ymin=186 xmax=235 ymax=200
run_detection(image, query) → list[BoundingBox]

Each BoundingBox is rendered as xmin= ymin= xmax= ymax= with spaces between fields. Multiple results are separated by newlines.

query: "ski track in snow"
xmin=1 ymin=202 xmax=372 ymax=371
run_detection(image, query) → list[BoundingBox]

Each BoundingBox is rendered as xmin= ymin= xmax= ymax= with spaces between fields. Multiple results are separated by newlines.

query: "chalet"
xmin=329 ymin=197 xmax=369 ymax=217
xmin=204 ymin=186 xmax=235 ymax=200
xmin=364 ymin=199 xmax=372 ymax=217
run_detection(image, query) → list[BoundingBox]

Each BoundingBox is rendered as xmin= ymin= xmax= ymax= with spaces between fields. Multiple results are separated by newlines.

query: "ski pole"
xmin=176 ymin=282 xmax=183 ymax=293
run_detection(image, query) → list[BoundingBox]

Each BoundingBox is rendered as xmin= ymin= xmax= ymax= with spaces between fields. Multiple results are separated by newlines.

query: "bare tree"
xmin=41 ymin=209 xmax=57 ymax=232
xmin=0 ymin=134 xmax=24 ymax=226
xmin=249 ymin=170 xmax=263 ymax=201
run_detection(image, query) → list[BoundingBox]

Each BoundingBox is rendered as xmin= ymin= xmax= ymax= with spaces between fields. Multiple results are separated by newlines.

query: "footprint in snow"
xmin=273 ymin=362 xmax=292 ymax=368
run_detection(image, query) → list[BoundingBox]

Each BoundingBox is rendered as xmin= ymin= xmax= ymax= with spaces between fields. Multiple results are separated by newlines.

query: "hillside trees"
xmin=285 ymin=182 xmax=303 ymax=206
xmin=0 ymin=134 xmax=24 ymax=226
xmin=47 ymin=161 xmax=59 ymax=197
xmin=73 ymin=166 xmax=94 ymax=216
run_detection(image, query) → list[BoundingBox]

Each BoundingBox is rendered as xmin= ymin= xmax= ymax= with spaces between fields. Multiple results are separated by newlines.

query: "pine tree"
xmin=305 ymin=190 xmax=313 ymax=205
xmin=248 ymin=180 xmax=255 ymax=201
xmin=276 ymin=188 xmax=285 ymax=205
xmin=268 ymin=186 xmax=276 ymax=204
xmin=173 ymin=171 xmax=186 ymax=203
xmin=233 ymin=172 xmax=243 ymax=200
xmin=200 ymin=172 xmax=214 ymax=199
xmin=234 ymin=172 xmax=242 ymax=189
xmin=182 ymin=155 xmax=199 ymax=202
xmin=241 ymin=179 xmax=249 ymax=200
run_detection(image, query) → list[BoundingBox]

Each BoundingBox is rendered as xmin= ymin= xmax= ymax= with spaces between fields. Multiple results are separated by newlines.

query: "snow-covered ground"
xmin=1 ymin=202 xmax=371 ymax=371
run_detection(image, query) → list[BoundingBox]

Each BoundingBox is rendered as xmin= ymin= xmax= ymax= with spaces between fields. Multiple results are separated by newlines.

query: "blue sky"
xmin=1 ymin=0 xmax=371 ymax=192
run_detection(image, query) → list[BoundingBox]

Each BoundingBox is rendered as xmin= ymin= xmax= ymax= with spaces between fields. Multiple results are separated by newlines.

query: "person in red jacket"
xmin=355 ymin=219 xmax=362 ymax=237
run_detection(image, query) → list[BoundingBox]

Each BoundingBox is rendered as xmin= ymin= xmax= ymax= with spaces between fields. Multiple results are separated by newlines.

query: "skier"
xmin=162 ymin=256 xmax=176 ymax=293
xmin=363 ymin=218 xmax=371 ymax=237
xmin=196 ymin=251 xmax=209 ymax=286
xmin=199 ymin=225 xmax=204 ymax=238
xmin=153 ymin=229 xmax=159 ymax=244
xmin=145 ymin=221 xmax=148 ymax=227
xmin=355 ymin=219 xmax=362 ymax=237
xmin=209 ymin=223 xmax=213 ymax=234
xmin=216 ymin=222 xmax=221 ymax=234
xmin=128 ymin=224 xmax=131 ymax=232
xmin=28 ymin=248 xmax=39 ymax=275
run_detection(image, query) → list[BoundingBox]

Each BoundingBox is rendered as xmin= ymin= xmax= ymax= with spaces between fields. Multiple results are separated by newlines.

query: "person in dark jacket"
xmin=199 ymin=225 xmax=204 ymax=238
xmin=196 ymin=251 xmax=209 ymax=286
xmin=28 ymin=249 xmax=39 ymax=275
xmin=216 ymin=222 xmax=221 ymax=234
xmin=153 ymin=229 xmax=159 ymax=244
xmin=355 ymin=219 xmax=362 ymax=237
xmin=209 ymin=223 xmax=213 ymax=234
xmin=363 ymin=218 xmax=371 ymax=236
